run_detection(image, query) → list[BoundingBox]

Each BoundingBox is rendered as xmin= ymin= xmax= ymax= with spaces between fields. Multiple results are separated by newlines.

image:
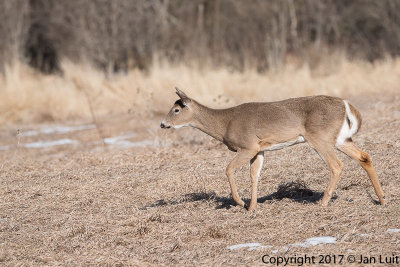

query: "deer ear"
xmin=175 ymin=87 xmax=192 ymax=106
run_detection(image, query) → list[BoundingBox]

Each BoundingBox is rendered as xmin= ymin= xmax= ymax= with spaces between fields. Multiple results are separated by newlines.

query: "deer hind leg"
xmin=248 ymin=151 xmax=264 ymax=211
xmin=338 ymin=141 xmax=386 ymax=205
xmin=307 ymin=138 xmax=344 ymax=206
xmin=226 ymin=149 xmax=258 ymax=208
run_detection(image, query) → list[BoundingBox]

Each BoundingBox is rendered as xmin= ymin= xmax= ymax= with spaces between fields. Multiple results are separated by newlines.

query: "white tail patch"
xmin=336 ymin=100 xmax=358 ymax=146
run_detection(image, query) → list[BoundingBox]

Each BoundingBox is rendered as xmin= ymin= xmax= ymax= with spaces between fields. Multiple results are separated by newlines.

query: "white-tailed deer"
xmin=160 ymin=88 xmax=386 ymax=211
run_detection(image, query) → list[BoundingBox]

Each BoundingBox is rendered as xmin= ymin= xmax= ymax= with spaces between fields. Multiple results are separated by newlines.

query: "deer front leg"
xmin=226 ymin=149 xmax=258 ymax=208
xmin=249 ymin=151 xmax=264 ymax=211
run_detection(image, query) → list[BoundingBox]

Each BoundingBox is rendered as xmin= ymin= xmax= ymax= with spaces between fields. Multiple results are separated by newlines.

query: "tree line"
xmin=1 ymin=0 xmax=400 ymax=76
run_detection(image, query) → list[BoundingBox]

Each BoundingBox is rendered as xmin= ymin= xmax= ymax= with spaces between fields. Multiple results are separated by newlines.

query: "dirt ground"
xmin=1 ymin=92 xmax=399 ymax=266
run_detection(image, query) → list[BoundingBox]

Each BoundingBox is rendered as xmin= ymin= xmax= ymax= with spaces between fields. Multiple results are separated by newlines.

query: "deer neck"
xmin=191 ymin=102 xmax=228 ymax=143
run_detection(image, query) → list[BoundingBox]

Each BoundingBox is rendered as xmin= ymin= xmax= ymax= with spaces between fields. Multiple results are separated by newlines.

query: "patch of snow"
xmin=1 ymin=128 xmax=155 ymax=150
xmin=358 ymin=233 xmax=368 ymax=237
xmin=104 ymin=134 xmax=154 ymax=148
xmin=386 ymin=228 xmax=400 ymax=233
xmin=23 ymin=139 xmax=78 ymax=148
xmin=227 ymin=237 xmax=337 ymax=253
xmin=281 ymin=246 xmax=289 ymax=252
xmin=19 ymin=130 xmax=38 ymax=137
xmin=103 ymin=134 xmax=135 ymax=145
xmin=20 ymin=124 xmax=96 ymax=137
xmin=0 ymin=145 xmax=13 ymax=151
xmin=290 ymin=236 xmax=336 ymax=248
xmin=347 ymin=249 xmax=356 ymax=253
xmin=227 ymin=243 xmax=262 ymax=250
xmin=128 ymin=140 xmax=155 ymax=147
xmin=248 ymin=245 xmax=273 ymax=251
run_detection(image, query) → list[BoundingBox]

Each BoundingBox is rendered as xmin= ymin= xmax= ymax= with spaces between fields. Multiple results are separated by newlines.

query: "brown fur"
xmin=161 ymin=88 xmax=386 ymax=210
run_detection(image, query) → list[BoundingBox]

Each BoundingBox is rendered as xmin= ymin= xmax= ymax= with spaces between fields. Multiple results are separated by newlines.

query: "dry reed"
xmin=0 ymin=56 xmax=399 ymax=125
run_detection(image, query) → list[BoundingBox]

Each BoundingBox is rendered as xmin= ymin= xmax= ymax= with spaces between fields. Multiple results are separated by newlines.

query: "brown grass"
xmin=1 ymin=88 xmax=400 ymax=265
xmin=0 ymin=57 xmax=399 ymax=265
xmin=1 ymin=56 xmax=400 ymax=124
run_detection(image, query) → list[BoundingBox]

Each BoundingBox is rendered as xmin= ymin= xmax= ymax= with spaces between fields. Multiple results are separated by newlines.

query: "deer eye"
xmin=174 ymin=108 xmax=180 ymax=113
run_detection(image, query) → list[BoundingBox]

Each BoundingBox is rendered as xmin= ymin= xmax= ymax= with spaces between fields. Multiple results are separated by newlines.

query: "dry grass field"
xmin=1 ymin=57 xmax=400 ymax=124
xmin=1 ymin=60 xmax=400 ymax=266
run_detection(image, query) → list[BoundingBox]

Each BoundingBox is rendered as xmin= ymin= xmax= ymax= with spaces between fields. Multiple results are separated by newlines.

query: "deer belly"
xmin=260 ymin=136 xmax=305 ymax=151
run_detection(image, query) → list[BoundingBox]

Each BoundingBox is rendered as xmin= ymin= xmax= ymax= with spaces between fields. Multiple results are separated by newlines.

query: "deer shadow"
xmin=140 ymin=191 xmax=217 ymax=210
xmin=214 ymin=181 xmax=327 ymax=209
xmin=140 ymin=181 xmax=328 ymax=210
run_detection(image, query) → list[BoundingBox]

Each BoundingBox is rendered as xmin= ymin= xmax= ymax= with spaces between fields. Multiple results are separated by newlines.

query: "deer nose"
xmin=160 ymin=123 xmax=165 ymax=128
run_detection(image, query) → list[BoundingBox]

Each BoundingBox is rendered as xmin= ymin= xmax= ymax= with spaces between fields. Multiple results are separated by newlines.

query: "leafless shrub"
xmin=1 ymin=0 xmax=400 ymax=75
xmin=0 ymin=0 xmax=29 ymax=74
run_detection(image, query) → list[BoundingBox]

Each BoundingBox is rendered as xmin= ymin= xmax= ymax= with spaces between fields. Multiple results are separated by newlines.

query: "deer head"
xmin=160 ymin=87 xmax=195 ymax=129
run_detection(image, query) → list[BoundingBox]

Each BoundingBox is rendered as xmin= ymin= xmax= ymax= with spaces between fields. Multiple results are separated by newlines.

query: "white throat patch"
xmin=173 ymin=123 xmax=191 ymax=129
